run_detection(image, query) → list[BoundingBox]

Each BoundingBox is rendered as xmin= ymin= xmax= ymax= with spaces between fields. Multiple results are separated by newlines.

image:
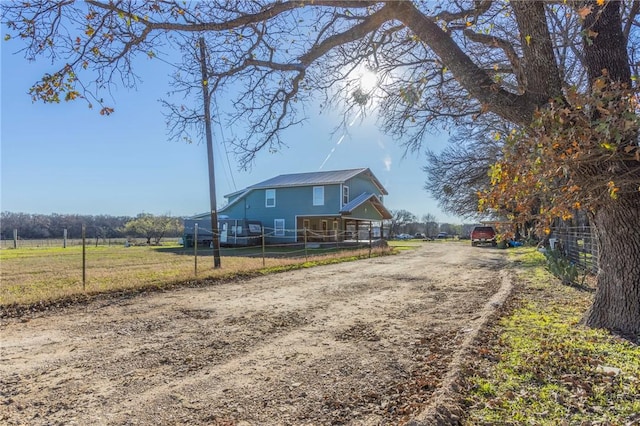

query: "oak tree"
xmin=3 ymin=1 xmax=639 ymax=338
xmin=124 ymin=213 xmax=181 ymax=245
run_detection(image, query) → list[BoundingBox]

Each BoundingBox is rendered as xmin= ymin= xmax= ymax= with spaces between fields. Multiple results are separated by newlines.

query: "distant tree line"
xmin=0 ymin=212 xmax=184 ymax=242
xmin=386 ymin=210 xmax=465 ymax=238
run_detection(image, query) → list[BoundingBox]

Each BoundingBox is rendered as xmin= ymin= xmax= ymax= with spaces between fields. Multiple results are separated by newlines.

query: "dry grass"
xmin=1 ymin=243 xmax=389 ymax=306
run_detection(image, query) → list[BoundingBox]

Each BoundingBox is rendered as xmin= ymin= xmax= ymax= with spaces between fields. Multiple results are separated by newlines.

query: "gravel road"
xmin=1 ymin=242 xmax=507 ymax=425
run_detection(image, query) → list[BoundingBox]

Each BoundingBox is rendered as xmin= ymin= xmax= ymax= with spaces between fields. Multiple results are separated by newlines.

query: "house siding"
xmin=344 ymin=175 xmax=384 ymax=204
xmin=348 ymin=203 xmax=385 ymax=221
xmin=221 ymin=184 xmax=342 ymax=243
xmin=209 ymin=168 xmax=389 ymax=245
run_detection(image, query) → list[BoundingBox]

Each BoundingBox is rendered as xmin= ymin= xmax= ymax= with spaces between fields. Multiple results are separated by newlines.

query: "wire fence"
xmin=1 ymin=225 xmax=388 ymax=306
xmin=2 ymin=225 xmax=381 ymax=254
xmin=549 ymin=226 xmax=598 ymax=273
xmin=0 ymin=237 xmax=182 ymax=249
xmin=186 ymin=223 xmax=382 ymax=246
xmin=187 ymin=225 xmax=382 ymax=263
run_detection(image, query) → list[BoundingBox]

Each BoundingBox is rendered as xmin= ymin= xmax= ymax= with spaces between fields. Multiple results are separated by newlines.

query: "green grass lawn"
xmin=462 ymin=248 xmax=640 ymax=425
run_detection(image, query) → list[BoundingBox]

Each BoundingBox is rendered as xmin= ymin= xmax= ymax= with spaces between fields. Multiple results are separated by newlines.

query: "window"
xmin=343 ymin=185 xmax=349 ymax=205
xmin=265 ymin=189 xmax=276 ymax=207
xmin=303 ymin=219 xmax=310 ymax=230
xmin=274 ymin=219 xmax=285 ymax=236
xmin=313 ymin=186 xmax=324 ymax=206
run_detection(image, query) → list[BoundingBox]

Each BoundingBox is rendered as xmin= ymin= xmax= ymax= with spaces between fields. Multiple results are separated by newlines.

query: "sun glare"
xmin=359 ymin=69 xmax=378 ymax=92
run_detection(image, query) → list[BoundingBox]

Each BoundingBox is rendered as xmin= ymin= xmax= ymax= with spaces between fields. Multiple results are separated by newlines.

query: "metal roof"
xmin=224 ymin=168 xmax=387 ymax=198
xmin=340 ymin=192 xmax=392 ymax=220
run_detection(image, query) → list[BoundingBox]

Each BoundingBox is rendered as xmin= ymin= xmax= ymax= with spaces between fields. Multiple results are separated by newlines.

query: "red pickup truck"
xmin=470 ymin=226 xmax=497 ymax=247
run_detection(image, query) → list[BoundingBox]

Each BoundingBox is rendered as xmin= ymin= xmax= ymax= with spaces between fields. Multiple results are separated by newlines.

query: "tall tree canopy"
xmin=124 ymin=213 xmax=182 ymax=245
xmin=3 ymin=1 xmax=639 ymax=338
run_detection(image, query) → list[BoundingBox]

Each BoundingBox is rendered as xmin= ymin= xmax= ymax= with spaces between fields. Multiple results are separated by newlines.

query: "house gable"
xmin=340 ymin=193 xmax=392 ymax=220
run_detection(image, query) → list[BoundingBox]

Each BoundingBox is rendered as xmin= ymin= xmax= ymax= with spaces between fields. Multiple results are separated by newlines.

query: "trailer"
xmin=183 ymin=215 xmax=262 ymax=247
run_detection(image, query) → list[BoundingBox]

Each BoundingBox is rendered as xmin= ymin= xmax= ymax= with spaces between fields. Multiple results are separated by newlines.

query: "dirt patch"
xmin=0 ymin=243 xmax=507 ymax=425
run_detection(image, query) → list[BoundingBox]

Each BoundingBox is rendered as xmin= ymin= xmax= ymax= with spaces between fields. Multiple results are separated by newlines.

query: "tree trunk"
xmin=585 ymin=192 xmax=640 ymax=340
xmin=579 ymin=1 xmax=639 ymax=340
xmin=582 ymin=1 xmax=631 ymax=85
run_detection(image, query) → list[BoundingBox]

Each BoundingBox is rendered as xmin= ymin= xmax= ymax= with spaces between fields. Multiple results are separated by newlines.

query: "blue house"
xmin=186 ymin=168 xmax=392 ymax=245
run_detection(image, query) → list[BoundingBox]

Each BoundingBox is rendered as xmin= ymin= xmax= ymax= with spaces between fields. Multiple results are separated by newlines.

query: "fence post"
xmin=369 ymin=223 xmax=372 ymax=258
xmin=13 ymin=229 xmax=17 ymax=249
xmin=304 ymin=228 xmax=308 ymax=262
xmin=63 ymin=228 xmax=67 ymax=248
xmin=194 ymin=223 xmax=198 ymax=277
xmin=82 ymin=224 xmax=86 ymax=291
xmin=262 ymin=226 xmax=266 ymax=267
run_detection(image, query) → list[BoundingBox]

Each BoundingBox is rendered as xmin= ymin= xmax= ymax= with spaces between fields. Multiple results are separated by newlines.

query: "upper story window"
xmin=265 ymin=189 xmax=276 ymax=207
xmin=313 ymin=186 xmax=324 ymax=206
xmin=342 ymin=185 xmax=349 ymax=205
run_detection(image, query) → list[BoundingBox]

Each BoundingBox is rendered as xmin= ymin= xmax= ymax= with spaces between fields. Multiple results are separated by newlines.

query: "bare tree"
xmin=421 ymin=213 xmax=439 ymax=239
xmin=3 ymin=1 xmax=640 ymax=337
xmin=388 ymin=209 xmax=416 ymax=237
xmin=424 ymin=118 xmax=509 ymax=219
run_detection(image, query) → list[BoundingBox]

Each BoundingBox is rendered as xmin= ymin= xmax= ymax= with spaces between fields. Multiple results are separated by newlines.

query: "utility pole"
xmin=199 ymin=37 xmax=221 ymax=268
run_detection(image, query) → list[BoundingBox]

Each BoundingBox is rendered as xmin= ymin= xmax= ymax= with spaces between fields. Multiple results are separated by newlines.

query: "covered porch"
xmin=295 ymin=193 xmax=392 ymax=243
xmin=295 ymin=216 xmax=383 ymax=243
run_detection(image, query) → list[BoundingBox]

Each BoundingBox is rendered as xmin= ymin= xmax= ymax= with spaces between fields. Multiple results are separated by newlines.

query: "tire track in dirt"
xmin=1 ymin=242 xmax=506 ymax=425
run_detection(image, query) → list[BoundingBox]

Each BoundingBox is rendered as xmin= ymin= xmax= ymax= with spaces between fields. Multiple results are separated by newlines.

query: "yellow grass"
xmin=0 ymin=244 xmax=389 ymax=306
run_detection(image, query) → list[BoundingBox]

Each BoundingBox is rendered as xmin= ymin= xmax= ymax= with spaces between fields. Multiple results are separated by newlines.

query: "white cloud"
xmin=383 ymin=155 xmax=392 ymax=171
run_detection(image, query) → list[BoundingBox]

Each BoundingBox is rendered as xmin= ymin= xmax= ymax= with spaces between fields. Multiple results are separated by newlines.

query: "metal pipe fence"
xmin=550 ymin=226 xmax=598 ymax=273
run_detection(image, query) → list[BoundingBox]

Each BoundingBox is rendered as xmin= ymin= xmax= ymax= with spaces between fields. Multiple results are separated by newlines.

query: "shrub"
xmin=543 ymin=248 xmax=579 ymax=285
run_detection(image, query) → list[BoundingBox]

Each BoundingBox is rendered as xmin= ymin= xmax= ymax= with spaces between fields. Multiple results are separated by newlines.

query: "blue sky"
xmin=1 ymin=36 xmax=461 ymax=224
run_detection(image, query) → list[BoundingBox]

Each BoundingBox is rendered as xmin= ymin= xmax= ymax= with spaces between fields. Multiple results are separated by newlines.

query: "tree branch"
xmin=389 ymin=1 xmax=534 ymax=126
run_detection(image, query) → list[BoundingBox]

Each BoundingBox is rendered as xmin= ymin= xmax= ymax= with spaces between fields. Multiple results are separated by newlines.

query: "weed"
xmin=464 ymin=247 xmax=640 ymax=425
xmin=543 ymin=248 xmax=582 ymax=285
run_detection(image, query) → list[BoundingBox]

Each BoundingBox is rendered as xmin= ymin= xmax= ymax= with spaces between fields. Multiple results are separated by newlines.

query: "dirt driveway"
xmin=1 ymin=242 xmax=507 ymax=425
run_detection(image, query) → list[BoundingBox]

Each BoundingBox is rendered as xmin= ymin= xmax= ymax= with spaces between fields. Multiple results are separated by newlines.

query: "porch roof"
xmin=340 ymin=193 xmax=392 ymax=220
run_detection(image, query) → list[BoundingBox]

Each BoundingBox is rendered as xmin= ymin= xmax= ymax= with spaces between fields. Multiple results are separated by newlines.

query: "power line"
xmin=211 ymin=92 xmax=237 ymax=192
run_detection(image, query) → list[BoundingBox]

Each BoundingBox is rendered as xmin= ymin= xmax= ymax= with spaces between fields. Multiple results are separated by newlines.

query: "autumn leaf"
xmin=577 ymin=5 xmax=593 ymax=20
xmin=600 ymin=142 xmax=614 ymax=150
xmin=607 ymin=181 xmax=619 ymax=199
xmin=64 ymin=91 xmax=80 ymax=101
